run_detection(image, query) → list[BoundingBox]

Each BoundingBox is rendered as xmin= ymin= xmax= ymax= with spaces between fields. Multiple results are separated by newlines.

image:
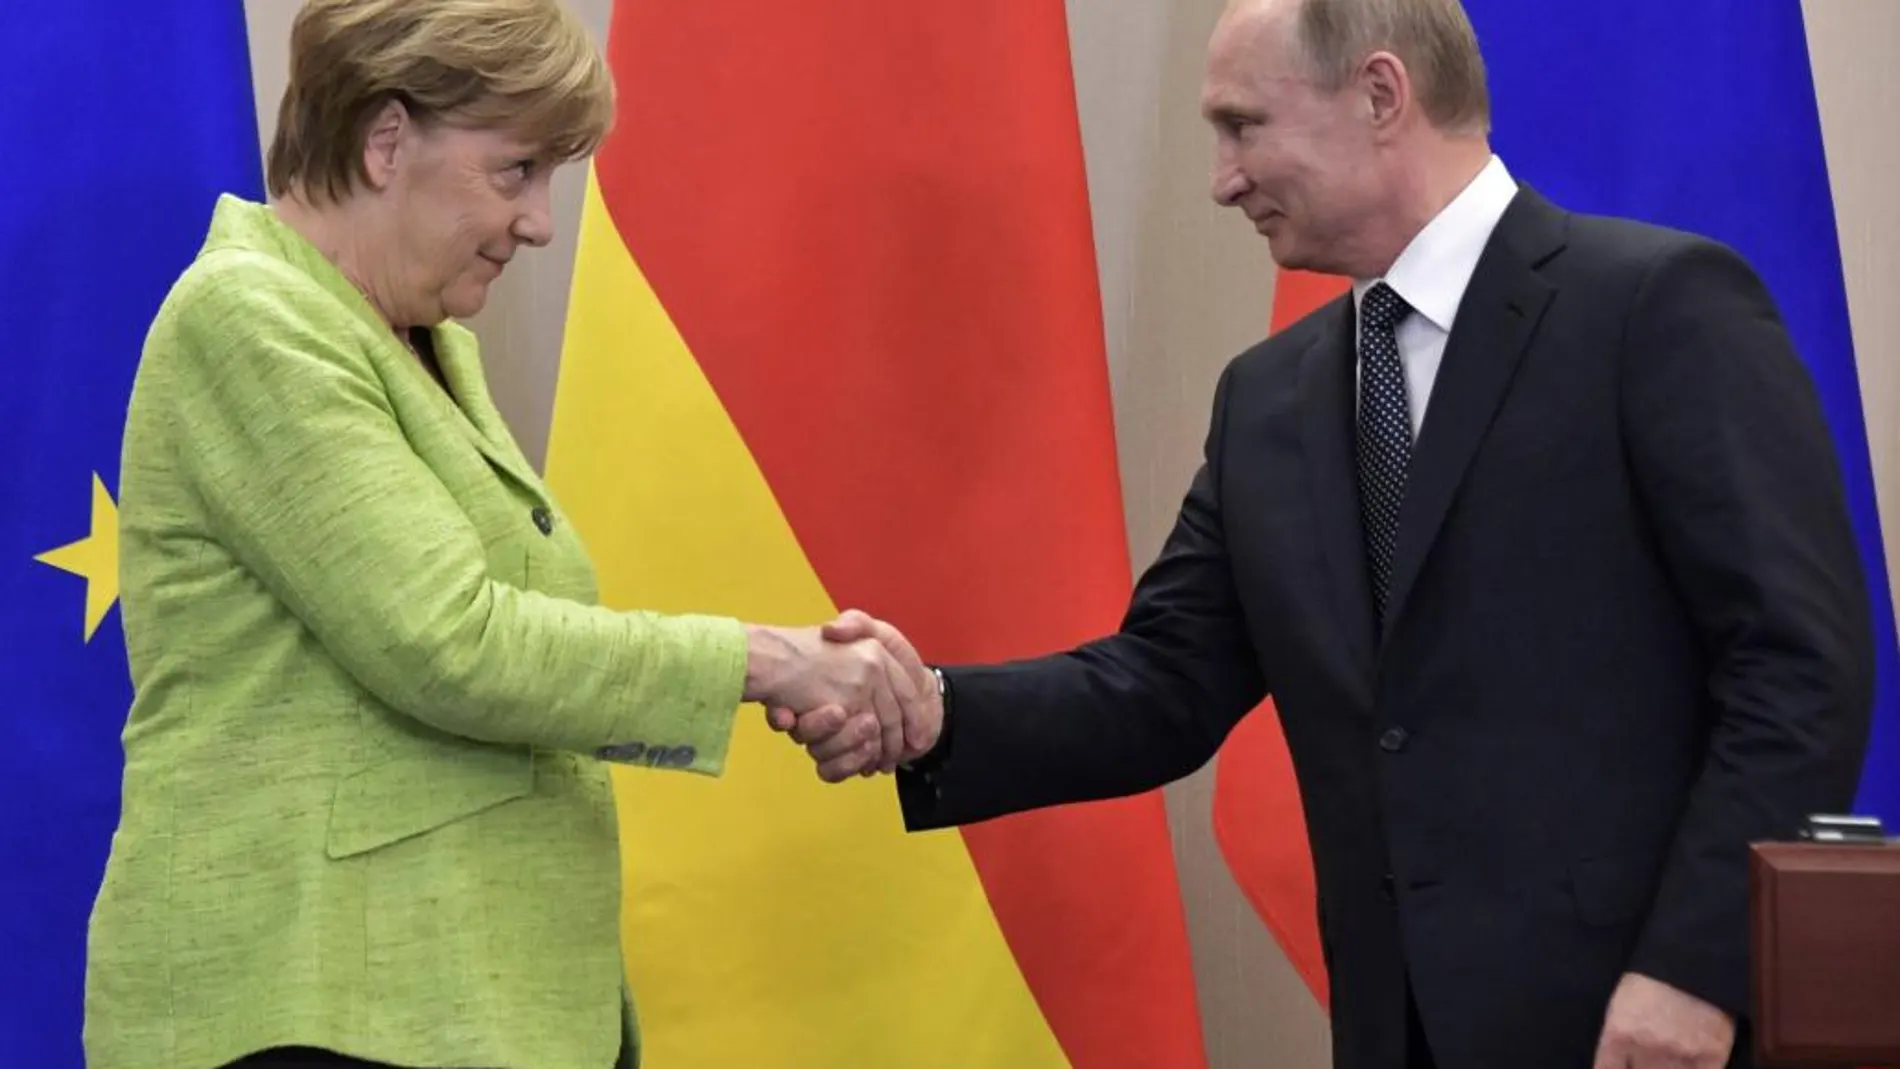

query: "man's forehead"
xmin=1205 ymin=14 xmax=1298 ymax=98
xmin=1217 ymin=0 xmax=1297 ymax=39
xmin=1223 ymin=0 xmax=1293 ymax=20
xmin=1210 ymin=0 xmax=1297 ymax=73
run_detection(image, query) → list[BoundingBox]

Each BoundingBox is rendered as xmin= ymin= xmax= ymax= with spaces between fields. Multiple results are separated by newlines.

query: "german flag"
xmin=543 ymin=2 xmax=1208 ymax=1065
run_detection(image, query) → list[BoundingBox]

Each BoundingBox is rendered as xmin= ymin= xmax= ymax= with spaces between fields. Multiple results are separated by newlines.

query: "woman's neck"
xmin=271 ymin=191 xmax=411 ymax=333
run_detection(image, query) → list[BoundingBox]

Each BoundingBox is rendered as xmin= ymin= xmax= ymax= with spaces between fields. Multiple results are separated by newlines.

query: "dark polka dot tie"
xmin=1355 ymin=282 xmax=1414 ymax=621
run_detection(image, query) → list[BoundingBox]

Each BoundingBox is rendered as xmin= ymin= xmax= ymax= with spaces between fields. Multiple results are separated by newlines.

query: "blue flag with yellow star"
xmin=0 ymin=3 xmax=261 ymax=1062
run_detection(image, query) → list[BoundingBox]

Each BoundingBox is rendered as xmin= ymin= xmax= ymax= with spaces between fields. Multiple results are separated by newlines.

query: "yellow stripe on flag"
xmin=545 ymin=172 xmax=1071 ymax=1067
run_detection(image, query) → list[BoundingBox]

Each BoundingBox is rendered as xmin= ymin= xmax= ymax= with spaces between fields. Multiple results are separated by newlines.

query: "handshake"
xmin=741 ymin=609 xmax=944 ymax=781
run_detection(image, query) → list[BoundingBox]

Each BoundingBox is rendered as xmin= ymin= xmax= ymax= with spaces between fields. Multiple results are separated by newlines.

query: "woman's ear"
xmin=360 ymin=98 xmax=412 ymax=191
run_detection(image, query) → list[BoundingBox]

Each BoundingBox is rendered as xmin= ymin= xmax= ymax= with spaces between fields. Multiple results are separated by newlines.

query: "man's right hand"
xmin=742 ymin=624 xmax=919 ymax=772
xmin=763 ymin=610 xmax=944 ymax=781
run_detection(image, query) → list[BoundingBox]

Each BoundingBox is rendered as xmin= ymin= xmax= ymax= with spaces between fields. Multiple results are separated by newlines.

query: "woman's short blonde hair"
xmin=266 ymin=0 xmax=614 ymax=203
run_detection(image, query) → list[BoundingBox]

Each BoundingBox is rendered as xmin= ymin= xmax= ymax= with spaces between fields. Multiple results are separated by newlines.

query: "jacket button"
xmin=531 ymin=506 xmax=554 ymax=535
xmin=1380 ymin=873 xmax=1396 ymax=900
xmin=1378 ymin=726 xmax=1408 ymax=753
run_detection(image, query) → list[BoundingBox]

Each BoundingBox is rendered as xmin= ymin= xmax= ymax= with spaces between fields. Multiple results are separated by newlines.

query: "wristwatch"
xmin=902 ymin=666 xmax=954 ymax=774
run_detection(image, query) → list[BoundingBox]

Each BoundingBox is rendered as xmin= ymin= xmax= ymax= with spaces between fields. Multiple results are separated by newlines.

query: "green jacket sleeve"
xmin=156 ymin=252 xmax=748 ymax=772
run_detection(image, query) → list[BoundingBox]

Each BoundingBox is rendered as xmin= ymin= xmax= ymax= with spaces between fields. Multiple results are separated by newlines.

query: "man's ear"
xmin=1360 ymin=50 xmax=1412 ymax=134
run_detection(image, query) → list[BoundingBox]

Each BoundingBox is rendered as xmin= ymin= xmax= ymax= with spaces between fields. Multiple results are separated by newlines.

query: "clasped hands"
xmin=743 ymin=610 xmax=941 ymax=780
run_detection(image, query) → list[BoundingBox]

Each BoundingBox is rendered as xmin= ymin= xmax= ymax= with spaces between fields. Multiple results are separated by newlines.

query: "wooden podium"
xmin=1749 ymin=828 xmax=1900 ymax=1067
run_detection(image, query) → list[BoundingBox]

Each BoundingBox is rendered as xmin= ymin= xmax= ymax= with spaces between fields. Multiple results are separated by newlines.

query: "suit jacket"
xmin=86 ymin=195 xmax=748 ymax=1069
xmin=898 ymin=188 xmax=1875 ymax=1069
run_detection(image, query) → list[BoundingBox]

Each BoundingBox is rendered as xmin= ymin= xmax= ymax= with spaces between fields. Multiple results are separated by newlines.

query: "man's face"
xmin=1202 ymin=5 xmax=1387 ymax=276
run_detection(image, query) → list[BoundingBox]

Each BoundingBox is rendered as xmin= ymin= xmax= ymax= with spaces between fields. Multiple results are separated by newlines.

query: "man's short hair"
xmin=1295 ymin=0 xmax=1490 ymax=134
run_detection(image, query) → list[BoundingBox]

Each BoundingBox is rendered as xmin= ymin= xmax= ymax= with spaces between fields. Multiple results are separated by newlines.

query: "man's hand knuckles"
xmin=1622 ymin=1031 xmax=1713 ymax=1063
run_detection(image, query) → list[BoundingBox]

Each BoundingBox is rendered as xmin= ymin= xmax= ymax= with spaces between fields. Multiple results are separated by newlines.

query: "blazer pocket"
xmin=325 ymin=746 xmax=533 ymax=859
xmin=1568 ymin=848 xmax=1664 ymax=927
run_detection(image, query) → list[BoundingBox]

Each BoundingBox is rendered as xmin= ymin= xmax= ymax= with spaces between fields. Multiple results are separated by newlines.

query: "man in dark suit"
xmin=775 ymin=0 xmax=1875 ymax=1066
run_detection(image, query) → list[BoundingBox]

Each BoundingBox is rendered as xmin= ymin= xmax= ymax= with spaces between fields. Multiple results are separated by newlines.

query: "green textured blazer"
xmin=84 ymin=194 xmax=748 ymax=1069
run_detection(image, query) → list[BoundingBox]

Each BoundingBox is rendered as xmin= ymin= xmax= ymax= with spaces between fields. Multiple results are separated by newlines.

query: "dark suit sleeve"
xmin=897 ymin=362 xmax=1270 ymax=830
xmin=1617 ymin=238 xmax=1875 ymax=1016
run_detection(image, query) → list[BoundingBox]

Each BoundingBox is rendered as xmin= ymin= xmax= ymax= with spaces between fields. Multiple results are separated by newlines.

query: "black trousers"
xmin=224 ymin=1054 xmax=389 ymax=1069
xmin=224 ymin=1040 xmax=630 ymax=1069
xmin=1406 ymin=982 xmax=1438 ymax=1069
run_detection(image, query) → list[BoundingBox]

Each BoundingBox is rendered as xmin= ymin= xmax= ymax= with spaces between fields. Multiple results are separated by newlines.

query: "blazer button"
xmin=1380 ymin=873 xmax=1396 ymax=901
xmin=1378 ymin=726 xmax=1408 ymax=753
xmin=531 ymin=506 xmax=554 ymax=535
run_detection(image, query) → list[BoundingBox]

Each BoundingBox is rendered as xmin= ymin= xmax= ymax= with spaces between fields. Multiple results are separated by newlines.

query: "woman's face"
xmin=368 ymin=111 xmax=557 ymax=326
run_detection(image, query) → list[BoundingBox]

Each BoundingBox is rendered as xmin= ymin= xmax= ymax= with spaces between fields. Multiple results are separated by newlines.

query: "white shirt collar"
xmin=1352 ymin=154 xmax=1518 ymax=333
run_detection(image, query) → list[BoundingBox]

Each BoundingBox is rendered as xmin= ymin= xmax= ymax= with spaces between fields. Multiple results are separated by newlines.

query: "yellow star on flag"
xmin=35 ymin=473 xmax=121 ymax=642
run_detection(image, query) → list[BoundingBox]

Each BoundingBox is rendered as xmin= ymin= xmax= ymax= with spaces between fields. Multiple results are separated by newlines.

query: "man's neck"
xmin=1358 ymin=136 xmax=1495 ymax=280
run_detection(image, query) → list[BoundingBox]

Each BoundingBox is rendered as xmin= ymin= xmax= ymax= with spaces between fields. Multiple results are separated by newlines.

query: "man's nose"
xmin=1211 ymin=161 xmax=1250 ymax=206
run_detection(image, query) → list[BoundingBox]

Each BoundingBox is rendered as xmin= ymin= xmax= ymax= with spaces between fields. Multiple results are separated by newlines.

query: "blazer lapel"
xmin=238 ymin=211 xmax=546 ymax=495
xmin=428 ymin=328 xmax=544 ymax=493
xmin=1298 ymin=297 xmax=1378 ymax=682
xmin=1380 ymin=188 xmax=1566 ymax=642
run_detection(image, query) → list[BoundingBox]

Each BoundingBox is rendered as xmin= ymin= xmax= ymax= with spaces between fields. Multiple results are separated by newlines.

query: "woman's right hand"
xmin=742 ymin=625 xmax=918 ymax=772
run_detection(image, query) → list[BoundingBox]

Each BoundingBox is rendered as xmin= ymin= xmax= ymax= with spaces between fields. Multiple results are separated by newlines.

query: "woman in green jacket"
xmin=82 ymin=2 xmax=922 ymax=1066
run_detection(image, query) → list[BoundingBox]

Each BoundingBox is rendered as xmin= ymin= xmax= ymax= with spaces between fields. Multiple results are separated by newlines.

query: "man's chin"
xmin=1262 ymin=233 xmax=1340 ymax=277
xmin=1263 ymin=236 xmax=1308 ymax=272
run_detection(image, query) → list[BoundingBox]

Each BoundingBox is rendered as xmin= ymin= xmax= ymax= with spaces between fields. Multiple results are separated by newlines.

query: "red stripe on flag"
xmin=595 ymin=3 xmax=1207 ymax=1065
xmin=1269 ymin=271 xmax=1355 ymax=336
xmin=1210 ymin=268 xmax=1352 ymax=1009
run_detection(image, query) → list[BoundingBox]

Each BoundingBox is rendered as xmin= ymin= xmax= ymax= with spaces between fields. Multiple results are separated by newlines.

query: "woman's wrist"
xmin=741 ymin=624 xmax=792 ymax=704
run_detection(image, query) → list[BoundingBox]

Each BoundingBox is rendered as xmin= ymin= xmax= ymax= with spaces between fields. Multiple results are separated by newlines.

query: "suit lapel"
xmin=1298 ymin=297 xmax=1378 ymax=681
xmin=426 ymin=327 xmax=544 ymax=493
xmin=239 ymin=208 xmax=545 ymax=495
xmin=1379 ymin=189 xmax=1566 ymax=643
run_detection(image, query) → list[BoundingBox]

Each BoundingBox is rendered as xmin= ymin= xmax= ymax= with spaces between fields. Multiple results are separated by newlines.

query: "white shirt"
xmin=1352 ymin=154 xmax=1519 ymax=436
